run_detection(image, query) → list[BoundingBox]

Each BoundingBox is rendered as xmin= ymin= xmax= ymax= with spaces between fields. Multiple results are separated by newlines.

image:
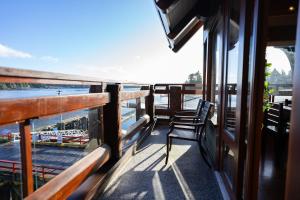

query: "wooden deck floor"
xmin=99 ymin=126 xmax=223 ymax=200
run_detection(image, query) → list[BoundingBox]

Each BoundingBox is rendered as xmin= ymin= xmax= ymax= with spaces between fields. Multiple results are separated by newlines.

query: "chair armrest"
xmin=172 ymin=121 xmax=204 ymax=127
xmin=173 ymin=115 xmax=199 ymax=119
xmin=175 ymin=110 xmax=196 ymax=115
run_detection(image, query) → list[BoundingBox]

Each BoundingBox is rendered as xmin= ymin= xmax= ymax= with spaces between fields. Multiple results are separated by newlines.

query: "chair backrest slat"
xmin=265 ymin=103 xmax=284 ymax=132
xmin=196 ymin=99 xmax=204 ymax=116
xmin=196 ymin=101 xmax=213 ymax=137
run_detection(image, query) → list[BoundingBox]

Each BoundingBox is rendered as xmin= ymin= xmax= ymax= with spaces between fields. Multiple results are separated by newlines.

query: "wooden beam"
xmin=25 ymin=145 xmax=110 ymax=200
xmin=0 ymin=93 xmax=110 ymax=125
xmin=103 ymin=84 xmax=122 ymax=160
xmin=120 ymin=90 xmax=150 ymax=101
xmin=20 ymin=120 xmax=34 ymax=197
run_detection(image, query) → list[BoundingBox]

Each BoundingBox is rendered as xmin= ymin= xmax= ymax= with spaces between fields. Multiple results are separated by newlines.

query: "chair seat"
xmin=169 ymin=129 xmax=198 ymax=141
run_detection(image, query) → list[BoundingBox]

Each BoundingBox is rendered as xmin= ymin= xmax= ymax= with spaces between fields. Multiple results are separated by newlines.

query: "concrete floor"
xmin=100 ymin=126 xmax=223 ymax=200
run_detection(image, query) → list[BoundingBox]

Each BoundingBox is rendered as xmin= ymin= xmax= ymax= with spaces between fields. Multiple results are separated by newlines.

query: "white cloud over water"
xmin=0 ymin=43 xmax=32 ymax=58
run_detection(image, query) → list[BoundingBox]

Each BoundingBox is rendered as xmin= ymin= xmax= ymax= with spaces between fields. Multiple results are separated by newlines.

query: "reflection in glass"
xmin=212 ymin=29 xmax=222 ymax=114
xmin=224 ymin=0 xmax=240 ymax=135
xmin=223 ymin=143 xmax=235 ymax=188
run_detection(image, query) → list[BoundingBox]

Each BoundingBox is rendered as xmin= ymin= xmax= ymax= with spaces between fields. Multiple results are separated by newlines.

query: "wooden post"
xmin=88 ymin=85 xmax=104 ymax=145
xmin=143 ymin=85 xmax=155 ymax=123
xmin=136 ymin=98 xmax=141 ymax=121
xmin=19 ymin=119 xmax=34 ymax=197
xmin=103 ymin=84 xmax=122 ymax=160
xmin=170 ymin=86 xmax=182 ymax=116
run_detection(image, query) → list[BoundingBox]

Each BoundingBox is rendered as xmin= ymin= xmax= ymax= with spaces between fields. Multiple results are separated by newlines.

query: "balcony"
xmin=0 ymin=67 xmax=224 ymax=200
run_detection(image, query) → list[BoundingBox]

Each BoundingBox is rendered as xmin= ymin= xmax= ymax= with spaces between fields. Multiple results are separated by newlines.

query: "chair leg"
xmin=165 ymin=135 xmax=169 ymax=165
xmin=169 ymin=138 xmax=172 ymax=151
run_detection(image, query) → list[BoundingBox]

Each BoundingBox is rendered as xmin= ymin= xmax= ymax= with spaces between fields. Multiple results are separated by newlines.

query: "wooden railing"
xmin=0 ymin=67 xmax=153 ymax=199
xmin=154 ymin=83 xmax=202 ymax=116
xmin=0 ymin=67 xmax=202 ymax=199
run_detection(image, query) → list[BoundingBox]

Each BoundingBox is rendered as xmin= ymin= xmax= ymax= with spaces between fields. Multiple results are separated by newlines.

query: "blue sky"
xmin=0 ymin=0 xmax=203 ymax=83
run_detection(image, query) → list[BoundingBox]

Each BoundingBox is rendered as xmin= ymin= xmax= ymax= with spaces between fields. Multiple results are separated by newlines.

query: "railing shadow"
xmin=100 ymin=125 xmax=223 ymax=200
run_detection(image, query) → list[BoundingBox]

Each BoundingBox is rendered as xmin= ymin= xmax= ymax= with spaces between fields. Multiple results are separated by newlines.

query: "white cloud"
xmin=40 ymin=56 xmax=59 ymax=63
xmin=0 ymin=43 xmax=32 ymax=58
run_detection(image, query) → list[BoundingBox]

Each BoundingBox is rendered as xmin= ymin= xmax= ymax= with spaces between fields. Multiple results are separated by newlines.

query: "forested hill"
xmin=0 ymin=83 xmax=89 ymax=90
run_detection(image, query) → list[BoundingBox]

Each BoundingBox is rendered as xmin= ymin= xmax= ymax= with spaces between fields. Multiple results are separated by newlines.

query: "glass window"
xmin=224 ymin=0 xmax=240 ymax=136
xmin=223 ymin=143 xmax=235 ymax=188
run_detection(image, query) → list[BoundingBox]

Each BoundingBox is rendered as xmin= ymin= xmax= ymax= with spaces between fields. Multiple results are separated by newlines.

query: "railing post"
xmin=143 ymin=85 xmax=155 ymax=123
xmin=170 ymin=86 xmax=182 ymax=116
xmin=136 ymin=98 xmax=141 ymax=121
xmin=88 ymin=85 xmax=104 ymax=145
xmin=19 ymin=119 xmax=34 ymax=197
xmin=103 ymin=84 xmax=122 ymax=160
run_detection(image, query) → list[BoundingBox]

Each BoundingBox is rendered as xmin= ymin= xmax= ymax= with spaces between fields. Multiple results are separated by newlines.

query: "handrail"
xmin=25 ymin=145 xmax=111 ymax=200
xmin=0 ymin=93 xmax=110 ymax=125
xmin=122 ymin=115 xmax=150 ymax=141
xmin=0 ymin=66 xmax=150 ymax=85
xmin=120 ymin=90 xmax=150 ymax=101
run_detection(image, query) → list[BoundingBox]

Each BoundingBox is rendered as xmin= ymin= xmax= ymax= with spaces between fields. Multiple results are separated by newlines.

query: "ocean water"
xmin=0 ymin=88 xmax=139 ymax=134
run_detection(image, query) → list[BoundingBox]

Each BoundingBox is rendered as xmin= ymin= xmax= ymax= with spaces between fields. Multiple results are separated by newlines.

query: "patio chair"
xmin=170 ymin=98 xmax=204 ymax=123
xmin=264 ymin=103 xmax=285 ymax=134
xmin=165 ymin=101 xmax=213 ymax=166
xmin=262 ymin=102 xmax=289 ymax=169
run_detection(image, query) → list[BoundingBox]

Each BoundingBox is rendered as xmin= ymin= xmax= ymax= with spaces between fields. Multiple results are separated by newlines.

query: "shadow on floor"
xmin=100 ymin=126 xmax=223 ymax=200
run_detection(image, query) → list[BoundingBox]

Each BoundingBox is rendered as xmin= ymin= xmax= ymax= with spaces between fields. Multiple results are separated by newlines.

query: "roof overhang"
xmin=154 ymin=0 xmax=218 ymax=52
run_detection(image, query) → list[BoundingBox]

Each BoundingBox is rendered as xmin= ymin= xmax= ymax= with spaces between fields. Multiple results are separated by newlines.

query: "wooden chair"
xmin=165 ymin=101 xmax=213 ymax=166
xmin=169 ymin=98 xmax=204 ymax=123
xmin=264 ymin=103 xmax=285 ymax=134
xmin=262 ymin=103 xmax=289 ymax=171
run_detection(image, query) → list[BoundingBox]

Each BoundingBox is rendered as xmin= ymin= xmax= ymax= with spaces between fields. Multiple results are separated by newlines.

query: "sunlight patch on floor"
xmin=152 ymin=171 xmax=166 ymax=200
xmin=170 ymin=157 xmax=196 ymax=200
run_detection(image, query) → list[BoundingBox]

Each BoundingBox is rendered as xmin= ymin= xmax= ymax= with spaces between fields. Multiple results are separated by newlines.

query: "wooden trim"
xmin=203 ymin=40 xmax=207 ymax=100
xmin=120 ymin=90 xmax=150 ymax=101
xmin=285 ymin=3 xmax=300 ymax=199
xmin=20 ymin=120 xmax=34 ymax=197
xmin=234 ymin=0 xmax=252 ymax=198
xmin=244 ymin=0 xmax=269 ymax=199
xmin=206 ymin=33 xmax=213 ymax=101
xmin=122 ymin=115 xmax=150 ymax=141
xmin=25 ymin=145 xmax=111 ymax=200
xmin=0 ymin=93 xmax=110 ymax=126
